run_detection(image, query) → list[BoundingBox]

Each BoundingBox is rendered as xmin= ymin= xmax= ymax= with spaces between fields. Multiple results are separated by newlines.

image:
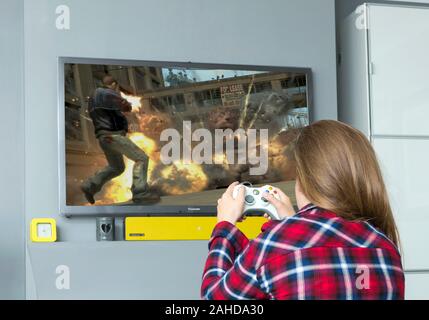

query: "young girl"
xmin=201 ymin=120 xmax=404 ymax=300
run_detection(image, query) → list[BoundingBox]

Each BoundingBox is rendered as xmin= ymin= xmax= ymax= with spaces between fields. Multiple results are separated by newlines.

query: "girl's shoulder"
xmin=259 ymin=205 xmax=398 ymax=254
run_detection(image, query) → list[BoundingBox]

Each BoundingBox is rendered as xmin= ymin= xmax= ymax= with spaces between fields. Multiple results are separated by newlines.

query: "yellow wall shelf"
xmin=125 ymin=217 xmax=266 ymax=241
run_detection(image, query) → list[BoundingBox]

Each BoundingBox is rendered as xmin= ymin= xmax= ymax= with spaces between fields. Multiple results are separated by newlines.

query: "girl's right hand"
xmin=263 ymin=187 xmax=296 ymax=220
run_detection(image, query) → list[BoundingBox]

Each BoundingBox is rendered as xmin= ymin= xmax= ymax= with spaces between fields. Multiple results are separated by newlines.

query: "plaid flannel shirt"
xmin=201 ymin=204 xmax=405 ymax=300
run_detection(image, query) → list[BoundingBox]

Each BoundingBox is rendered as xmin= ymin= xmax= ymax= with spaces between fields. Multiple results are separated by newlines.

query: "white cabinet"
xmin=340 ymin=3 xmax=429 ymax=272
xmin=373 ymin=137 xmax=429 ymax=269
xmin=368 ymin=6 xmax=429 ymax=136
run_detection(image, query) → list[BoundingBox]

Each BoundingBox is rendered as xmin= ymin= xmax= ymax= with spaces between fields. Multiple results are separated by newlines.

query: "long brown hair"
xmin=293 ymin=120 xmax=400 ymax=247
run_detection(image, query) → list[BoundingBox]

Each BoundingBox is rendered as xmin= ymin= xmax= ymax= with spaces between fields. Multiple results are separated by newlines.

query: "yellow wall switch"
xmin=125 ymin=217 xmax=266 ymax=241
xmin=30 ymin=218 xmax=57 ymax=242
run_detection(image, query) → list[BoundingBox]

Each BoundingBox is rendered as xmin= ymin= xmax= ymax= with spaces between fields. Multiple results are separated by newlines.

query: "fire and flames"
xmin=120 ymin=92 xmax=143 ymax=112
xmin=156 ymin=161 xmax=208 ymax=195
xmin=96 ymin=93 xmax=209 ymax=204
xmin=92 ymin=92 xmax=294 ymax=205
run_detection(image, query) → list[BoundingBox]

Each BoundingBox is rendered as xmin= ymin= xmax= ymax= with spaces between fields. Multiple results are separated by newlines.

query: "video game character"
xmin=81 ymin=75 xmax=160 ymax=204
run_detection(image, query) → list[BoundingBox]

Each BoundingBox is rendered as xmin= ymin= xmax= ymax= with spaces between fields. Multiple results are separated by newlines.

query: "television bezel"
xmin=58 ymin=57 xmax=313 ymax=217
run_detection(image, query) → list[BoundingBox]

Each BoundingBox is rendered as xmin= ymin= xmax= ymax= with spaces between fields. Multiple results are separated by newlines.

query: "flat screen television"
xmin=59 ymin=58 xmax=312 ymax=216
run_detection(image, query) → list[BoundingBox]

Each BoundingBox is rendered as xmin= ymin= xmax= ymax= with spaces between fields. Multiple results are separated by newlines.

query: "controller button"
xmin=261 ymin=197 xmax=269 ymax=203
xmin=245 ymin=195 xmax=255 ymax=204
xmin=253 ymin=190 xmax=260 ymax=195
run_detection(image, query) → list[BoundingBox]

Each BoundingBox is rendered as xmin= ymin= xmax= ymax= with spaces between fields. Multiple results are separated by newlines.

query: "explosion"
xmin=213 ymin=153 xmax=230 ymax=169
xmin=154 ymin=161 xmax=208 ymax=195
xmin=95 ymin=93 xmax=208 ymax=204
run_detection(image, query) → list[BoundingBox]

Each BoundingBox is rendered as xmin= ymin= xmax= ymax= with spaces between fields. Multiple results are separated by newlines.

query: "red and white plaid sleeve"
xmin=200 ymin=221 xmax=268 ymax=300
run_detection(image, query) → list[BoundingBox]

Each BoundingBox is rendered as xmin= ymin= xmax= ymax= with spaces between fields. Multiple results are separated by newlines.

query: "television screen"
xmin=60 ymin=59 xmax=311 ymax=216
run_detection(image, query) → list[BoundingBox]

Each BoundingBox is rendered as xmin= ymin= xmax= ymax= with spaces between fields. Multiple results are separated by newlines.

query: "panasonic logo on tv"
xmin=187 ymin=207 xmax=201 ymax=211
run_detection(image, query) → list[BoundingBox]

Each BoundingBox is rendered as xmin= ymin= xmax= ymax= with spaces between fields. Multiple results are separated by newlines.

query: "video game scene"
xmin=64 ymin=62 xmax=310 ymax=206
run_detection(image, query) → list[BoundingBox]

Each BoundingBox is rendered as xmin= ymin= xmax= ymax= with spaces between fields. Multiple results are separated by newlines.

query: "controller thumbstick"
xmin=245 ymin=195 xmax=255 ymax=205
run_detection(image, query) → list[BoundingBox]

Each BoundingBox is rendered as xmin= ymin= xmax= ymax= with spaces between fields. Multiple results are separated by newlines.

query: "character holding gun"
xmin=81 ymin=75 xmax=160 ymax=204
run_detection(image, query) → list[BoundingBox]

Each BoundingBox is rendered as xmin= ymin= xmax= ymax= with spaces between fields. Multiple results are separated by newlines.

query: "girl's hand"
xmin=263 ymin=187 xmax=296 ymax=220
xmin=217 ymin=182 xmax=246 ymax=225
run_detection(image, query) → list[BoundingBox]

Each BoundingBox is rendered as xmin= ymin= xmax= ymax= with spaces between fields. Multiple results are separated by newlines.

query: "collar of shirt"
xmin=295 ymin=203 xmax=317 ymax=215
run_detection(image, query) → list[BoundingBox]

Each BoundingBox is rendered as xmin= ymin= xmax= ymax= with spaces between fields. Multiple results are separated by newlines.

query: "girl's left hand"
xmin=216 ymin=182 xmax=246 ymax=225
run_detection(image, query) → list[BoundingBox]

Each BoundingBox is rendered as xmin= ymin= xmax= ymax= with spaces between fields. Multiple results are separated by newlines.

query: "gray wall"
xmin=20 ymin=0 xmax=338 ymax=299
xmin=0 ymin=0 xmax=25 ymax=300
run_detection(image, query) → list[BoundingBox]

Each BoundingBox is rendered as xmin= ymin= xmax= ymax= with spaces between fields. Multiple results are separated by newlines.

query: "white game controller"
xmin=232 ymin=184 xmax=282 ymax=220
